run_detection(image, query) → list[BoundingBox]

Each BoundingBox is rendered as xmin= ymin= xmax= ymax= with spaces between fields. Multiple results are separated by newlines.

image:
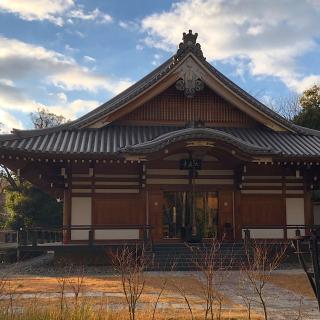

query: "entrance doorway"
xmin=163 ymin=191 xmax=219 ymax=241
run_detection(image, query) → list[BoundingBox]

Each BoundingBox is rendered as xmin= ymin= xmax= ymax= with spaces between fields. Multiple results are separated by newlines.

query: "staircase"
xmin=147 ymin=242 xmax=248 ymax=271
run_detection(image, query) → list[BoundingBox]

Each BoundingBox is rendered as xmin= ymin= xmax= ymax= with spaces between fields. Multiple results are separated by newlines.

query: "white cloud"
xmin=48 ymin=97 xmax=100 ymax=120
xmin=141 ymin=0 xmax=320 ymax=93
xmin=135 ymin=44 xmax=144 ymax=51
xmin=0 ymin=36 xmax=133 ymax=132
xmin=0 ymin=0 xmax=74 ymax=26
xmin=83 ymin=55 xmax=96 ymax=63
xmin=0 ymin=83 xmax=101 ymax=130
xmin=0 ymin=36 xmax=132 ymax=93
xmin=0 ymin=82 xmax=44 ymax=113
xmin=0 ymin=110 xmax=24 ymax=133
xmin=64 ymin=44 xmax=78 ymax=54
xmin=119 ymin=20 xmax=139 ymax=31
xmin=69 ymin=8 xmax=112 ymax=24
xmin=0 ymin=0 xmax=113 ymax=26
xmin=151 ymin=53 xmax=162 ymax=66
xmin=0 ymin=79 xmax=15 ymax=86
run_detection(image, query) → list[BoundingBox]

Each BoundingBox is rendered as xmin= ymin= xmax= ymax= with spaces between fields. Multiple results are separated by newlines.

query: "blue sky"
xmin=0 ymin=0 xmax=319 ymax=132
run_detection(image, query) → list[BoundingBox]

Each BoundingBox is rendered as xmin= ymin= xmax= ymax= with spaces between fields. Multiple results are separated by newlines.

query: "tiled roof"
xmin=1 ymin=125 xmax=320 ymax=158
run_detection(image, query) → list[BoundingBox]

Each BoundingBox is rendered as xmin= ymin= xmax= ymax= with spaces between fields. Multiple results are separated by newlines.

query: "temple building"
xmin=1 ymin=30 xmax=320 ymax=245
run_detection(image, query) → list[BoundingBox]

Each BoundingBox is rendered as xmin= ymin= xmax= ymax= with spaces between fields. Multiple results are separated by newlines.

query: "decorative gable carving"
xmin=175 ymin=56 xmax=205 ymax=98
xmin=117 ymin=85 xmax=257 ymax=127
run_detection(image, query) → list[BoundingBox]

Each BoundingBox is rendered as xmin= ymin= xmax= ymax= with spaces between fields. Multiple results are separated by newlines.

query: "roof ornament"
xmin=175 ymin=57 xmax=205 ymax=98
xmin=174 ymin=30 xmax=205 ymax=62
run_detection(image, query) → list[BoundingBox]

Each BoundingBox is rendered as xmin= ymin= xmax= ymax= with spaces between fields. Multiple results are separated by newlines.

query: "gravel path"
xmin=206 ymin=270 xmax=319 ymax=320
xmin=0 ymin=253 xmax=115 ymax=276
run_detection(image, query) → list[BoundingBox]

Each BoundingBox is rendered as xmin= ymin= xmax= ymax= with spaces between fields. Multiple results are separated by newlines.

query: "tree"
xmin=267 ymin=94 xmax=300 ymax=121
xmin=30 ymin=107 xmax=67 ymax=129
xmin=1 ymin=108 xmax=67 ymax=229
xmin=0 ymin=122 xmax=20 ymax=190
xmin=5 ymin=182 xmax=62 ymax=229
xmin=293 ymin=85 xmax=320 ymax=130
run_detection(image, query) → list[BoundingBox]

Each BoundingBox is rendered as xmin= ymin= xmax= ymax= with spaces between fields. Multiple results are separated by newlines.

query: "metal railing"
xmin=0 ymin=230 xmax=18 ymax=244
xmin=17 ymin=228 xmax=63 ymax=246
xmin=241 ymin=225 xmax=320 ymax=240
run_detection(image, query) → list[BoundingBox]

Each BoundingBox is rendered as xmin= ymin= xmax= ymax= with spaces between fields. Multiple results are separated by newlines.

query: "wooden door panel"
xmin=93 ymin=195 xmax=145 ymax=225
xmin=149 ymin=191 xmax=164 ymax=242
xmin=239 ymin=194 xmax=284 ymax=226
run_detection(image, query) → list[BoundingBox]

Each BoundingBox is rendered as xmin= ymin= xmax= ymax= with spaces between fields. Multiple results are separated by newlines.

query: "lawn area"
xmin=0 ymin=270 xmax=316 ymax=319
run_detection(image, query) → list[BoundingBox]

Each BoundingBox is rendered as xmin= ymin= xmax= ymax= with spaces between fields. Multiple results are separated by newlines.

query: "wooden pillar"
xmin=63 ymin=188 xmax=71 ymax=244
xmin=305 ymin=190 xmax=313 ymax=230
xmin=304 ymin=173 xmax=313 ymax=235
xmin=282 ymin=172 xmax=287 ymax=239
xmin=219 ymin=190 xmax=234 ymax=241
xmin=234 ymin=190 xmax=241 ymax=240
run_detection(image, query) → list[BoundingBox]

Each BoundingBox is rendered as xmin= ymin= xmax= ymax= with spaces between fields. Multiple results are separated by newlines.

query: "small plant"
xmin=242 ymin=240 xmax=288 ymax=320
xmin=68 ymin=264 xmax=86 ymax=310
xmin=56 ymin=265 xmax=72 ymax=320
xmin=112 ymin=245 xmax=147 ymax=320
xmin=189 ymin=239 xmax=232 ymax=320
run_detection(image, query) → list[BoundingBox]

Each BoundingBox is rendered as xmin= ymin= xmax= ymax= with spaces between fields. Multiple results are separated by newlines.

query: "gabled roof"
xmin=1 ymin=30 xmax=320 ymax=160
xmin=4 ymin=30 xmax=311 ymax=135
xmin=56 ymin=30 xmax=312 ymax=134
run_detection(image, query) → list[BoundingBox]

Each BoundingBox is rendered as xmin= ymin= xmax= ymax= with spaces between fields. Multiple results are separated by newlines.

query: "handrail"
xmin=16 ymin=224 xmax=153 ymax=248
xmin=0 ymin=230 xmax=18 ymax=244
xmin=62 ymin=224 xmax=153 ymax=230
xmin=242 ymin=225 xmax=320 ymax=229
xmin=241 ymin=224 xmax=319 ymax=241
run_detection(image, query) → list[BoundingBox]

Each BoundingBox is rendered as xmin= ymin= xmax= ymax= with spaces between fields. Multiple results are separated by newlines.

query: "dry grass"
xmin=2 ymin=275 xmax=203 ymax=294
xmin=0 ymin=274 xmax=261 ymax=319
xmin=267 ymin=273 xmax=314 ymax=298
xmin=0 ymin=298 xmax=262 ymax=320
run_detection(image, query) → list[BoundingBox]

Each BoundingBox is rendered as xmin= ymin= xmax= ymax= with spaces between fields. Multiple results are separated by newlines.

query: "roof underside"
xmin=1 ymin=125 xmax=320 ymax=158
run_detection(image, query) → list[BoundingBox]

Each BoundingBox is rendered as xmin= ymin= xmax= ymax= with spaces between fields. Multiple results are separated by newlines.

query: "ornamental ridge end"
xmin=174 ymin=30 xmax=205 ymax=62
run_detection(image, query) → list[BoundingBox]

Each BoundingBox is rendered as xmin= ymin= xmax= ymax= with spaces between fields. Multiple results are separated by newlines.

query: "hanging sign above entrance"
xmin=180 ymin=159 xmax=202 ymax=170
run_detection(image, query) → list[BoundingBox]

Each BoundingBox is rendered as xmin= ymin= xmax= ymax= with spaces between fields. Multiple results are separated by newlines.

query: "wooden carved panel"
xmin=118 ymin=85 xmax=256 ymax=126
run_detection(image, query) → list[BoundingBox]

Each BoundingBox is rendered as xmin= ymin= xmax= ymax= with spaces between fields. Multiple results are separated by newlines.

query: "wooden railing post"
xmin=39 ymin=231 xmax=44 ymax=244
xmin=244 ymin=228 xmax=250 ymax=243
xmin=88 ymin=228 xmax=94 ymax=246
xmin=17 ymin=229 xmax=23 ymax=247
xmin=31 ymin=231 xmax=37 ymax=246
xmin=244 ymin=228 xmax=251 ymax=255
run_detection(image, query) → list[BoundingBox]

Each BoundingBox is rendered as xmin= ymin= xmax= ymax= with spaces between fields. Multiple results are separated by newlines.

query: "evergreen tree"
xmin=293 ymin=85 xmax=320 ymax=130
xmin=1 ymin=108 xmax=67 ymax=229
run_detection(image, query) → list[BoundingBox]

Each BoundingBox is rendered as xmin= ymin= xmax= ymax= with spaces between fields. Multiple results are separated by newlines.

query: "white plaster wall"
xmin=71 ymin=197 xmax=92 ymax=240
xmin=242 ymin=229 xmax=284 ymax=239
xmin=95 ymin=229 xmax=140 ymax=240
xmin=286 ymin=198 xmax=305 ymax=238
